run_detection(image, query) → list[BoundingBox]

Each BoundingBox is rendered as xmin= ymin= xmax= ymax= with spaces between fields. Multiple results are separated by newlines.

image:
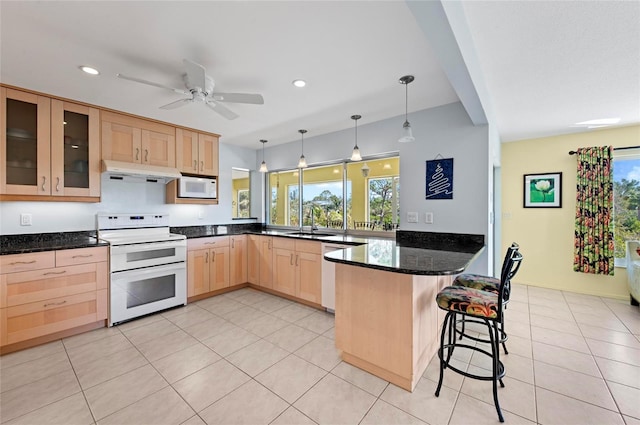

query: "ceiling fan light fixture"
xmin=80 ymin=66 xmax=99 ymax=75
xmin=398 ymin=75 xmax=415 ymax=143
xmin=259 ymin=139 xmax=268 ymax=173
xmin=350 ymin=114 xmax=363 ymax=161
xmin=298 ymin=129 xmax=308 ymax=169
xmin=292 ymin=79 xmax=307 ymax=88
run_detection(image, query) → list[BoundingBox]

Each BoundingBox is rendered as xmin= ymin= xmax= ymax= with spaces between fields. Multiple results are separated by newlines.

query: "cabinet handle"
xmin=72 ymin=254 xmax=93 ymax=259
xmin=295 ymin=254 xmax=299 ymax=266
xmin=205 ymin=252 xmax=209 ymax=263
xmin=56 ymin=177 xmax=60 ymax=192
xmin=145 ymin=149 xmax=149 ymax=162
xmin=194 ymin=160 xmax=197 ymax=170
xmin=268 ymin=239 xmax=272 ymax=249
xmin=136 ymin=148 xmax=140 ymax=161
xmin=44 ymin=300 xmax=66 ymax=308
xmin=212 ymin=252 xmax=216 ymax=262
xmin=290 ymin=253 xmax=294 ymax=265
xmin=200 ymin=161 xmax=204 ymax=171
xmin=204 ymin=242 xmax=216 ymax=245
xmin=42 ymin=176 xmax=46 ymax=191
xmin=44 ymin=270 xmax=66 ymax=275
xmin=232 ymin=239 xmax=235 ymax=248
xmin=9 ymin=260 xmax=36 ymax=265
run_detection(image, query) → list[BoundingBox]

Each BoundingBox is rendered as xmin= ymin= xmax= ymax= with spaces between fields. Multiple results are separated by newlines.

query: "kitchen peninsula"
xmin=324 ymin=231 xmax=484 ymax=392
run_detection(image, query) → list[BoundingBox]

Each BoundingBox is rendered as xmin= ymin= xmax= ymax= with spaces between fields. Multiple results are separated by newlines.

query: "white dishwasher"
xmin=322 ymin=243 xmax=351 ymax=312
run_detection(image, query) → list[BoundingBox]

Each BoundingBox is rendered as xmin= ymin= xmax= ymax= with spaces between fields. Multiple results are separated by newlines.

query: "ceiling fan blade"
xmin=212 ymin=93 xmax=264 ymax=105
xmin=116 ymin=74 xmax=188 ymax=95
xmin=205 ymin=100 xmax=239 ymax=120
xmin=183 ymin=59 xmax=207 ymax=91
xmin=160 ymin=98 xmax=192 ymax=110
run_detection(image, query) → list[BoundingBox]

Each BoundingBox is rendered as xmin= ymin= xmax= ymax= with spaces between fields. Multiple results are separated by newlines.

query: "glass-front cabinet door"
xmin=1 ymin=87 xmax=51 ymax=195
xmin=50 ymin=100 xmax=100 ymax=197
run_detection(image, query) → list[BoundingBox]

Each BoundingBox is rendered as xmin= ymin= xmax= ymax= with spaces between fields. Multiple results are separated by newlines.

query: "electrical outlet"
xmin=407 ymin=212 xmax=418 ymax=223
xmin=20 ymin=213 xmax=32 ymax=226
xmin=425 ymin=212 xmax=433 ymax=224
xmin=198 ymin=210 xmax=204 ymax=220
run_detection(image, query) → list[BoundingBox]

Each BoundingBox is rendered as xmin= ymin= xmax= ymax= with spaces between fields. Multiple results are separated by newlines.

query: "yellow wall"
xmin=502 ymin=125 xmax=640 ymax=299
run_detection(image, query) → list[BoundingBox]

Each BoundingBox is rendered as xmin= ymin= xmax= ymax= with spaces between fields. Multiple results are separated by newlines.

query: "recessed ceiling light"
xmin=80 ymin=66 xmax=100 ymax=75
xmin=292 ymin=79 xmax=306 ymax=88
xmin=571 ymin=117 xmax=620 ymax=129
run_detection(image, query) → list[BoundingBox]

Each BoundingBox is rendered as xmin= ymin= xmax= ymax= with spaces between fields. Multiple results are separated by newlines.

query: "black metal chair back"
xmin=496 ymin=246 xmax=523 ymax=320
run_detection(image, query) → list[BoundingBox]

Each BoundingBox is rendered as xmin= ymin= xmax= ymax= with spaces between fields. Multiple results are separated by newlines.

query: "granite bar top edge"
xmin=325 ymin=235 xmax=485 ymax=276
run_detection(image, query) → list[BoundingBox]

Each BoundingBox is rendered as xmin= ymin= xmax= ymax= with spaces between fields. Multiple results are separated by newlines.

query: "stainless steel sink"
xmin=286 ymin=232 xmax=336 ymax=237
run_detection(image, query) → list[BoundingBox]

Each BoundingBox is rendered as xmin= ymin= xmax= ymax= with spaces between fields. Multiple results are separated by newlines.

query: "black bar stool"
xmin=434 ymin=248 xmax=523 ymax=422
xmin=453 ymin=243 xmax=520 ymax=354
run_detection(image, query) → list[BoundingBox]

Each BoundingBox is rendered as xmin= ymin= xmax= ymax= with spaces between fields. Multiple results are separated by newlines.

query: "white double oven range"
xmin=96 ymin=213 xmax=187 ymax=326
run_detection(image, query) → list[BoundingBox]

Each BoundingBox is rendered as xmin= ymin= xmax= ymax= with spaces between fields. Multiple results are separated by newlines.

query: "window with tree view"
xmin=613 ymin=151 xmax=640 ymax=265
xmin=268 ymin=155 xmax=399 ymax=232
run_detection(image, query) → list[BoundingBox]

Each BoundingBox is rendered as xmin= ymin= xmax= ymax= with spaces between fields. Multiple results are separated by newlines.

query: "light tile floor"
xmin=1 ymin=284 xmax=639 ymax=425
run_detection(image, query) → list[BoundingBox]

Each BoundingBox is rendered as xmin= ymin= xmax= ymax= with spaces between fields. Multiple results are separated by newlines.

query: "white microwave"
xmin=178 ymin=176 xmax=217 ymax=199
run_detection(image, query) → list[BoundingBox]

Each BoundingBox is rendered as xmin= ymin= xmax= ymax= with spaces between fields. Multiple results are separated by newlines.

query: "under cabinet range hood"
xmin=102 ymin=160 xmax=182 ymax=183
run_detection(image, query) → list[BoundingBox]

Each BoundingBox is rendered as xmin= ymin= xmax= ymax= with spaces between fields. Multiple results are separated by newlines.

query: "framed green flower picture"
xmin=524 ymin=172 xmax=562 ymax=208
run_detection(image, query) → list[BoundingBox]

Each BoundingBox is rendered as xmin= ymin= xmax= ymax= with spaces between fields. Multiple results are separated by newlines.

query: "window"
xmin=237 ymin=189 xmax=250 ymax=218
xmin=613 ymin=149 xmax=640 ymax=266
xmin=267 ymin=155 xmax=399 ymax=232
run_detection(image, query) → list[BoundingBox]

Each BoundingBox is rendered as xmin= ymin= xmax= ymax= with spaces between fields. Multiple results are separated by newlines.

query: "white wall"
xmin=1 ymin=103 xmax=491 ymax=274
xmin=0 ymin=143 xmax=257 ymax=234
xmin=264 ymin=102 xmax=491 ymax=274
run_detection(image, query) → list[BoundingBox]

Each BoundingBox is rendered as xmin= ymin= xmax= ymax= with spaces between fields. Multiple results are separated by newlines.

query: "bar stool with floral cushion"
xmin=434 ymin=247 xmax=523 ymax=423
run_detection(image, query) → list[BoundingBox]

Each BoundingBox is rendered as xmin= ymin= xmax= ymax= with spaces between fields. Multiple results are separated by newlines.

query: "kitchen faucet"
xmin=301 ymin=203 xmax=319 ymax=233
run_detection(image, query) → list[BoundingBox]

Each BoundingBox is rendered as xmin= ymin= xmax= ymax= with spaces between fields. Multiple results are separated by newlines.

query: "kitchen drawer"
xmin=1 ymin=291 xmax=100 ymax=345
xmin=56 ymin=246 xmax=108 ymax=267
xmin=295 ymin=240 xmax=322 ymax=254
xmin=1 ymin=262 xmax=107 ymax=308
xmin=1 ymin=252 xmax=56 ymax=274
xmin=273 ymin=237 xmax=296 ymax=250
xmin=187 ymin=236 xmax=229 ymax=250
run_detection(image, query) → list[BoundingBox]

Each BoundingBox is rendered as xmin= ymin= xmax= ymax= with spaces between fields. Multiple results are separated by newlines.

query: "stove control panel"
xmin=97 ymin=213 xmax=170 ymax=230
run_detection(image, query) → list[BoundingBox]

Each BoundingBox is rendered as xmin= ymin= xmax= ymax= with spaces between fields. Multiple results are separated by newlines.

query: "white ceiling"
xmin=1 ymin=1 xmax=638 ymax=149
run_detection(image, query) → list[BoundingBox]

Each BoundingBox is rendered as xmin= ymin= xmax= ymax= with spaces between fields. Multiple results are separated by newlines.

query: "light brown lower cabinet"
xmin=187 ymin=236 xmax=233 ymax=297
xmin=0 ymin=246 xmax=108 ymax=347
xmin=186 ymin=234 xmax=322 ymax=306
xmin=230 ymin=235 xmax=247 ymax=286
xmin=272 ymin=238 xmax=322 ymax=304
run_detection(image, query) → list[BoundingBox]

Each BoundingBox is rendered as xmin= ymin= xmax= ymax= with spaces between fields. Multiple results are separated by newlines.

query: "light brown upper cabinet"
xmin=175 ymin=128 xmax=219 ymax=176
xmin=1 ymin=87 xmax=100 ymax=201
xmin=101 ymin=111 xmax=175 ymax=168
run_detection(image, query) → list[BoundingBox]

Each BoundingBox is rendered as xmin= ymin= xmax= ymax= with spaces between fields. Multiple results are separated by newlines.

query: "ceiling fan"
xmin=116 ymin=59 xmax=264 ymax=120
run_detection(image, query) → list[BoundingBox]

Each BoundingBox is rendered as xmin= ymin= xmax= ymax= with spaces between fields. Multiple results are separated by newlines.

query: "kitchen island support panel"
xmin=335 ymin=263 xmax=452 ymax=391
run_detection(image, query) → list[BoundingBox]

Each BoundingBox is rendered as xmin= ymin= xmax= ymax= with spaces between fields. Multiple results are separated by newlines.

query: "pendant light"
xmin=297 ymin=129 xmax=308 ymax=168
xmin=350 ymin=114 xmax=362 ymax=161
xmin=398 ymin=75 xmax=415 ymax=143
xmin=259 ymin=139 xmax=268 ymax=173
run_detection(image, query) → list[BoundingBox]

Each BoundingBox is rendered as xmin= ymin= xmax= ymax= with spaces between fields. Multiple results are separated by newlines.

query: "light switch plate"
xmin=20 ymin=213 xmax=32 ymax=226
xmin=407 ymin=212 xmax=418 ymax=223
xmin=425 ymin=212 xmax=433 ymax=224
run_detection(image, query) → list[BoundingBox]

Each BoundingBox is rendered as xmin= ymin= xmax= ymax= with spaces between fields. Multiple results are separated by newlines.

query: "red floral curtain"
xmin=573 ymin=146 xmax=614 ymax=275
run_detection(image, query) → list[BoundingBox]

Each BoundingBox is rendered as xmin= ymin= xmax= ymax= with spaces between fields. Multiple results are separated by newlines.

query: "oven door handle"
xmin=110 ymin=240 xmax=186 ymax=255
xmin=111 ymin=261 xmax=185 ymax=277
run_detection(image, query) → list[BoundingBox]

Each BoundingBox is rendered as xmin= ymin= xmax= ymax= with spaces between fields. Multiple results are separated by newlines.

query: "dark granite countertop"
xmin=170 ymin=224 xmax=372 ymax=246
xmin=324 ymin=231 xmax=485 ymax=275
xmin=0 ymin=232 xmax=109 ymax=255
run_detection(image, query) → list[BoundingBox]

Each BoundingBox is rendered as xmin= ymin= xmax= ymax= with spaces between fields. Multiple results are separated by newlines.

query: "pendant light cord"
xmin=405 ymin=82 xmax=409 ymax=122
